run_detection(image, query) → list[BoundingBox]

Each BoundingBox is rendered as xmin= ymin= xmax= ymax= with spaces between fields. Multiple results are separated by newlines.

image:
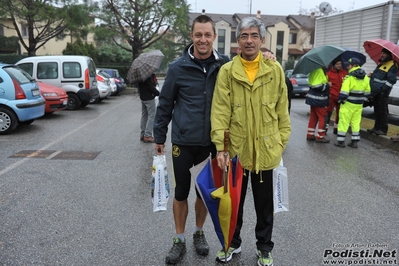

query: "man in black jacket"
xmin=367 ymin=48 xmax=398 ymax=135
xmin=153 ymin=15 xmax=230 ymax=264
xmin=138 ymin=73 xmax=159 ymax=143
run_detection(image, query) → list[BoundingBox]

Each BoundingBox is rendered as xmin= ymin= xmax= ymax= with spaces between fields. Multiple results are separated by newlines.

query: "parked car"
xmin=16 ymin=55 xmax=99 ymax=110
xmin=94 ymin=69 xmax=112 ymax=102
xmin=0 ymin=64 xmax=45 ymax=134
xmin=37 ymin=82 xmax=68 ymax=114
xmin=285 ymin=69 xmax=309 ymax=97
xmin=97 ymin=70 xmax=117 ymax=95
xmin=97 ymin=68 xmax=127 ymax=95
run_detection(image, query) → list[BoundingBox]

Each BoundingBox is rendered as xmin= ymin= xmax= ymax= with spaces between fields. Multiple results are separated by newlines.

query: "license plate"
xmin=63 ymin=100 xmax=68 ymax=105
xmin=32 ymin=89 xmax=40 ymax=97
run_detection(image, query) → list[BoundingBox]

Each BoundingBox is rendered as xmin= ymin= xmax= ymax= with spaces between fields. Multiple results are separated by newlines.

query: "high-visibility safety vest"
xmin=306 ymin=68 xmax=330 ymax=107
xmin=338 ymin=66 xmax=371 ymax=104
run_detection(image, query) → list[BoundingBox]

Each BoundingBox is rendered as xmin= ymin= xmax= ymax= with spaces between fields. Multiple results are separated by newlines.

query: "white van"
xmin=16 ymin=55 xmax=99 ymax=110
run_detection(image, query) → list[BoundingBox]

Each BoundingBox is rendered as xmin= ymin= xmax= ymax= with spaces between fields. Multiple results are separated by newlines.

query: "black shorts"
xmin=171 ymin=144 xmax=216 ymax=201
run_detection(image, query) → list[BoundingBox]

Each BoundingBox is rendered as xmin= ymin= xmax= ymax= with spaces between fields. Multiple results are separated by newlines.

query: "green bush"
xmin=63 ymin=38 xmax=98 ymax=62
xmin=0 ymin=54 xmax=28 ymax=64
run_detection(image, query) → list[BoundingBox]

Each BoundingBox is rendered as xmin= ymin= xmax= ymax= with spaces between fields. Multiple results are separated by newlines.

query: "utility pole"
xmin=350 ymin=0 xmax=355 ymax=10
xmin=249 ymin=0 xmax=252 ymax=16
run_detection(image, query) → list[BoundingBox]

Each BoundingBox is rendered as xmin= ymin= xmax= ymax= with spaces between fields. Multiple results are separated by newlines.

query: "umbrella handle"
xmin=223 ymin=130 xmax=229 ymax=193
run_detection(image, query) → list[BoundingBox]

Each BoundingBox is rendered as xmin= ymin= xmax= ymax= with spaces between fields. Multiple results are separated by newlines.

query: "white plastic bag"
xmin=151 ymin=155 xmax=169 ymax=212
xmin=273 ymin=158 xmax=289 ymax=213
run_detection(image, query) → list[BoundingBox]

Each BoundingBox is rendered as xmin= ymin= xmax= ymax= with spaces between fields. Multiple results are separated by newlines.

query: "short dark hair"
xmin=382 ymin=48 xmax=392 ymax=57
xmin=191 ymin=15 xmax=216 ymax=34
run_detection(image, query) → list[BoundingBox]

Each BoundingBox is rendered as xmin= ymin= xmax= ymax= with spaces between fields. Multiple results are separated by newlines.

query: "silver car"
xmin=285 ymin=69 xmax=309 ymax=97
xmin=94 ymin=69 xmax=112 ymax=103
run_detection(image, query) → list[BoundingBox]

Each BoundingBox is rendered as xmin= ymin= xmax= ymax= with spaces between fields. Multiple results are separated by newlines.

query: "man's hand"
xmin=263 ymin=51 xmax=276 ymax=61
xmin=216 ymin=151 xmax=230 ymax=171
xmin=155 ymin=144 xmax=165 ymax=155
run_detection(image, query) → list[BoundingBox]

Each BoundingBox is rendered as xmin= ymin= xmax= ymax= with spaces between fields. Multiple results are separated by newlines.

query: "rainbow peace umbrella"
xmin=191 ymin=154 xmax=243 ymax=257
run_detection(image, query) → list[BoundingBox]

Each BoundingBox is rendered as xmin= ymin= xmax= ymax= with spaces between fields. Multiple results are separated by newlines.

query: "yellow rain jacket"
xmin=211 ymin=53 xmax=291 ymax=173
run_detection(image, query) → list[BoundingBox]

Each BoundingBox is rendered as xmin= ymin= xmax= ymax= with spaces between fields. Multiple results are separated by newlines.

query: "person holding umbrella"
xmin=138 ymin=73 xmax=159 ymax=143
xmin=153 ymin=14 xmax=276 ymax=264
xmin=211 ymin=16 xmax=291 ymax=266
xmin=306 ymin=67 xmax=331 ymax=143
xmin=326 ymin=57 xmax=348 ymax=134
xmin=366 ymin=48 xmax=398 ymax=135
xmin=334 ymin=58 xmax=371 ymax=148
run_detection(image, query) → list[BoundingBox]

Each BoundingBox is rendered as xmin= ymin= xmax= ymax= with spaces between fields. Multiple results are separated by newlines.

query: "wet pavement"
xmin=0 ymin=93 xmax=398 ymax=266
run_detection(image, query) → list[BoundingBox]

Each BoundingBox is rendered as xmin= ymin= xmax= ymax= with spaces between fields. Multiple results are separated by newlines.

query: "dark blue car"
xmin=97 ymin=68 xmax=126 ymax=95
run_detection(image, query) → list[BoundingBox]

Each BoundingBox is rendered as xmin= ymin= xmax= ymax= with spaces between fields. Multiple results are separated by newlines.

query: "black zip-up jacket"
xmin=138 ymin=74 xmax=159 ymax=101
xmin=154 ymin=44 xmax=230 ymax=146
xmin=369 ymin=59 xmax=398 ymax=96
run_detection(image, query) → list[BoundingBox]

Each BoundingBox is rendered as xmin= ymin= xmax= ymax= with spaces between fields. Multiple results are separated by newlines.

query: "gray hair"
xmin=235 ymin=17 xmax=266 ymax=40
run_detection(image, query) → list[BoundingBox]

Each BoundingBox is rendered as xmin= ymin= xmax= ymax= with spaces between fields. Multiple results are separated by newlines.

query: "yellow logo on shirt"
xmin=172 ymin=145 xmax=180 ymax=157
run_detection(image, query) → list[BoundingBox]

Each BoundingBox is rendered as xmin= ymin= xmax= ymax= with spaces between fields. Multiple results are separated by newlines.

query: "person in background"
xmin=211 ymin=16 xmax=291 ymax=266
xmin=138 ymin=73 xmax=159 ymax=143
xmin=367 ymin=48 xmax=398 ymax=136
xmin=305 ymin=67 xmax=331 ymax=143
xmin=153 ymin=15 xmax=230 ymax=264
xmin=334 ymin=58 xmax=370 ymax=148
xmin=285 ymin=76 xmax=293 ymax=113
xmin=326 ymin=57 xmax=348 ymax=134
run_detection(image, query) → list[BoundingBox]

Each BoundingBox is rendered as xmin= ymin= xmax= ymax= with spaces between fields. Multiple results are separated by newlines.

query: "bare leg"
xmin=195 ymin=197 xmax=208 ymax=228
xmin=174 ymin=199 xmax=188 ymax=234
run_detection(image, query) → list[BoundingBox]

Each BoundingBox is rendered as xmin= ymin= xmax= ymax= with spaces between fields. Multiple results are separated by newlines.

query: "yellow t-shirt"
xmin=239 ymin=52 xmax=261 ymax=83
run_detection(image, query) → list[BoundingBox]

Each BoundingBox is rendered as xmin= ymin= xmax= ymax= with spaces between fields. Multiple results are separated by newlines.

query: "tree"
xmin=95 ymin=44 xmax=132 ymax=64
xmin=63 ymin=38 xmax=98 ymax=62
xmin=93 ymin=0 xmax=191 ymax=61
xmin=0 ymin=0 xmax=94 ymax=56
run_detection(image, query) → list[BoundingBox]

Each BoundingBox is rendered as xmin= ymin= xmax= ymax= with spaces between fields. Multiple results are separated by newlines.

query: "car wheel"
xmin=66 ymin=93 xmax=81 ymax=110
xmin=0 ymin=107 xmax=18 ymax=134
xmin=19 ymin=119 xmax=35 ymax=125
xmin=91 ymin=97 xmax=100 ymax=104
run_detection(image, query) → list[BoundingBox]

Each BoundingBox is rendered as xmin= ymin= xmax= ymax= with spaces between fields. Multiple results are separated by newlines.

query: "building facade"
xmin=189 ymin=11 xmax=314 ymax=68
xmin=0 ymin=18 xmax=96 ymax=56
xmin=1 ymin=11 xmax=314 ymax=66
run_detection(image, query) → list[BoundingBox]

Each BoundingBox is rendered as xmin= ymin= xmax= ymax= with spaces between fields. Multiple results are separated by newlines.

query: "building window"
xmin=276 ymin=31 xmax=284 ymax=61
xmin=218 ymin=29 xmax=226 ymax=54
xmin=21 ymin=25 xmax=29 ymax=37
xmin=231 ymin=30 xmax=236 ymax=42
xmin=0 ymin=26 xmax=4 ymax=36
xmin=289 ymin=33 xmax=297 ymax=44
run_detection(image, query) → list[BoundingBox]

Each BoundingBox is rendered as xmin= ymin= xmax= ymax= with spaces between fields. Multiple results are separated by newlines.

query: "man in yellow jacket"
xmin=334 ymin=58 xmax=371 ymax=148
xmin=210 ymin=16 xmax=291 ymax=266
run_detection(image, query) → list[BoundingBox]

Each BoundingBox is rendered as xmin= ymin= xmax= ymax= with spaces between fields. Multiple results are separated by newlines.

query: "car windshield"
xmin=98 ymin=70 xmax=111 ymax=78
xmin=3 ymin=66 xmax=34 ymax=84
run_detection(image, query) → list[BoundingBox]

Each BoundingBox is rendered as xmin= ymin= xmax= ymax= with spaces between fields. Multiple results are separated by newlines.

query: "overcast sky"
xmin=187 ymin=0 xmax=388 ymax=16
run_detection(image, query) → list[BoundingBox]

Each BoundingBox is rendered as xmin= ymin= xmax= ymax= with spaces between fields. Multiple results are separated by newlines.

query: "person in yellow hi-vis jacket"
xmin=334 ymin=58 xmax=371 ymax=148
